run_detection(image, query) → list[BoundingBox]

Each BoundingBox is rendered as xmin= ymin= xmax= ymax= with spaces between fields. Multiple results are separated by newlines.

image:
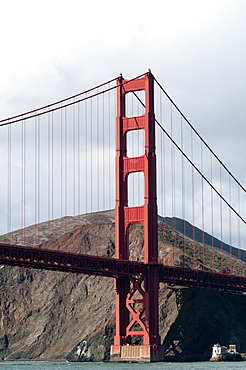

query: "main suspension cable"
xmin=0 ymin=72 xmax=147 ymax=127
xmin=153 ymin=76 xmax=246 ymax=194
xmin=156 ymin=119 xmax=246 ymax=225
xmin=134 ymin=76 xmax=246 ymax=225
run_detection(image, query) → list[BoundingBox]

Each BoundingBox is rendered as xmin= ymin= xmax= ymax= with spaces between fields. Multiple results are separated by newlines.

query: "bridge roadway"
xmin=1 ymin=242 xmax=246 ymax=293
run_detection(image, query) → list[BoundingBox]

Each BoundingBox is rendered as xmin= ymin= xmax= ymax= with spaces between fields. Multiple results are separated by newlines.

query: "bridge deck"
xmin=1 ymin=243 xmax=246 ymax=292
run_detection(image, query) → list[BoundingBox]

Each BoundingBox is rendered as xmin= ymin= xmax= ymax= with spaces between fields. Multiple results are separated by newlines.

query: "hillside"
xmin=164 ymin=216 xmax=246 ymax=263
xmin=1 ymin=211 xmax=246 ymax=361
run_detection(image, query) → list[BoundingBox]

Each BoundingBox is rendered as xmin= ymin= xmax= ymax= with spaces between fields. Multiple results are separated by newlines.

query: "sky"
xmin=0 ymin=0 xmax=245 ymax=178
xmin=0 ymin=0 xmax=246 ymax=244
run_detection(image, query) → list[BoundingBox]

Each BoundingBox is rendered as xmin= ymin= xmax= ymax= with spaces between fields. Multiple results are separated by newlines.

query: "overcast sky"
xmin=1 ymin=0 xmax=245 ymax=182
xmin=0 ymin=0 xmax=246 ymax=242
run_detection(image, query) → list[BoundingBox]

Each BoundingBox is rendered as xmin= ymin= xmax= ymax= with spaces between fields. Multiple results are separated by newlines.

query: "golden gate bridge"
xmin=0 ymin=71 xmax=246 ymax=361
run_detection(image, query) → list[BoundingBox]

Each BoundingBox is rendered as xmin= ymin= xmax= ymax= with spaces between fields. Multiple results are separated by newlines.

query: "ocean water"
xmin=0 ymin=362 xmax=245 ymax=370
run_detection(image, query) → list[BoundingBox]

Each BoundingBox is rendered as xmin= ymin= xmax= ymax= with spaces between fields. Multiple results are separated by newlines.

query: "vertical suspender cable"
xmin=64 ymin=107 xmax=68 ymax=238
xmin=72 ymin=101 xmax=76 ymax=251
xmin=173 ymin=109 xmax=176 ymax=261
xmin=170 ymin=103 xmax=175 ymax=265
xmin=108 ymin=84 xmax=111 ymax=209
xmin=97 ymin=90 xmax=100 ymax=254
xmin=77 ymin=101 xmax=81 ymax=250
xmin=81 ymin=98 xmax=84 ymax=214
xmin=181 ymin=116 xmax=186 ymax=268
xmin=220 ymin=164 xmax=223 ymax=272
xmin=102 ymin=92 xmax=105 ymax=211
xmin=160 ymin=90 xmax=163 ymax=265
xmin=229 ymin=175 xmax=232 ymax=273
xmin=97 ymin=88 xmax=100 ymax=211
xmin=137 ymin=93 xmax=140 ymax=206
xmin=191 ymin=127 xmax=195 ymax=269
xmin=21 ymin=119 xmax=23 ymax=241
xmin=35 ymin=116 xmax=37 ymax=245
xmin=38 ymin=116 xmax=40 ymax=245
xmin=34 ymin=115 xmax=40 ymax=246
xmin=159 ymin=88 xmax=166 ymax=264
xmin=24 ymin=119 xmax=26 ymax=244
xmin=51 ymin=111 xmax=54 ymax=242
xmin=48 ymin=113 xmax=51 ymax=244
xmin=238 ymin=186 xmax=241 ymax=274
xmin=163 ymin=115 xmax=167 ymax=263
xmin=77 ymin=101 xmax=80 ymax=217
xmin=21 ymin=119 xmax=25 ymax=244
xmin=90 ymin=98 xmax=93 ymax=214
xmin=8 ymin=124 xmax=11 ymax=237
xmin=160 ymin=129 xmax=166 ymax=264
xmin=24 ymin=120 xmax=26 ymax=244
xmin=108 ymin=83 xmax=111 ymax=210
xmin=131 ymin=93 xmax=135 ymax=207
xmin=201 ymin=141 xmax=205 ymax=270
xmin=60 ymin=104 xmax=63 ymax=239
xmin=210 ymin=152 xmax=214 ymax=271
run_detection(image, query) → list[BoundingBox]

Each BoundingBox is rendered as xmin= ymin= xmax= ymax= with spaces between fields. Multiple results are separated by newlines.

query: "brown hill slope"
xmin=1 ymin=212 xmax=246 ymax=361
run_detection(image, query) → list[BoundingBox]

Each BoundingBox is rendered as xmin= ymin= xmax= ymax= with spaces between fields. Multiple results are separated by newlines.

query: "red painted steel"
xmin=159 ymin=265 xmax=246 ymax=292
xmin=0 ymin=243 xmax=147 ymax=277
xmin=114 ymin=71 xmax=161 ymax=348
xmin=1 ymin=71 xmax=246 ymax=361
xmin=1 ymin=242 xmax=246 ymax=293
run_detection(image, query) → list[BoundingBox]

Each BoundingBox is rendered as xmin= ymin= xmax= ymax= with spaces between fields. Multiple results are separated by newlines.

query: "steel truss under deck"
xmin=1 ymin=242 xmax=246 ymax=293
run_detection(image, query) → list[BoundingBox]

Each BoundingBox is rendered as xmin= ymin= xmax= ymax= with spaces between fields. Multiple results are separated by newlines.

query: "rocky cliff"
xmin=1 ymin=211 xmax=246 ymax=361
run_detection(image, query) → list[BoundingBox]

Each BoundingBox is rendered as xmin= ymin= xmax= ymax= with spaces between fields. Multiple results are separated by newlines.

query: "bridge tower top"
xmin=115 ymin=71 xmax=158 ymax=263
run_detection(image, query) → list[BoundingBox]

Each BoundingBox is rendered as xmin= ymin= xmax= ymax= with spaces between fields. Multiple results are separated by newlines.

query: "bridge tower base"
xmin=110 ymin=345 xmax=164 ymax=362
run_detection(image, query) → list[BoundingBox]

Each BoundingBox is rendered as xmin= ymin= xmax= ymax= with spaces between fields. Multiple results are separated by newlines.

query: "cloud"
xmin=0 ymin=0 xmax=246 ymax=249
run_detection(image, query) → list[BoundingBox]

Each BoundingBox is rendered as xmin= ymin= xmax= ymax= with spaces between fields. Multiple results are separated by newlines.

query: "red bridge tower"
xmin=110 ymin=71 xmax=164 ymax=362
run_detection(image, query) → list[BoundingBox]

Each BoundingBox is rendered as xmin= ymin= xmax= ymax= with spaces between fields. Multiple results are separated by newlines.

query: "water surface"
xmin=0 ymin=362 xmax=245 ymax=370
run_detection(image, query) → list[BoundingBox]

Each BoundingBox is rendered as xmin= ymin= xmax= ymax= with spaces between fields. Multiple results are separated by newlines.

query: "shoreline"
xmin=1 ymin=353 xmax=246 ymax=363
xmin=1 ymin=359 xmax=67 ymax=363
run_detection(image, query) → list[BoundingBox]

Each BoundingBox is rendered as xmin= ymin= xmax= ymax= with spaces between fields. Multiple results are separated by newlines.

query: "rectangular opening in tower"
xmin=128 ymin=172 xmax=144 ymax=207
xmin=125 ymin=91 xmax=145 ymax=118
xmin=129 ymin=223 xmax=144 ymax=262
xmin=127 ymin=129 xmax=145 ymax=158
